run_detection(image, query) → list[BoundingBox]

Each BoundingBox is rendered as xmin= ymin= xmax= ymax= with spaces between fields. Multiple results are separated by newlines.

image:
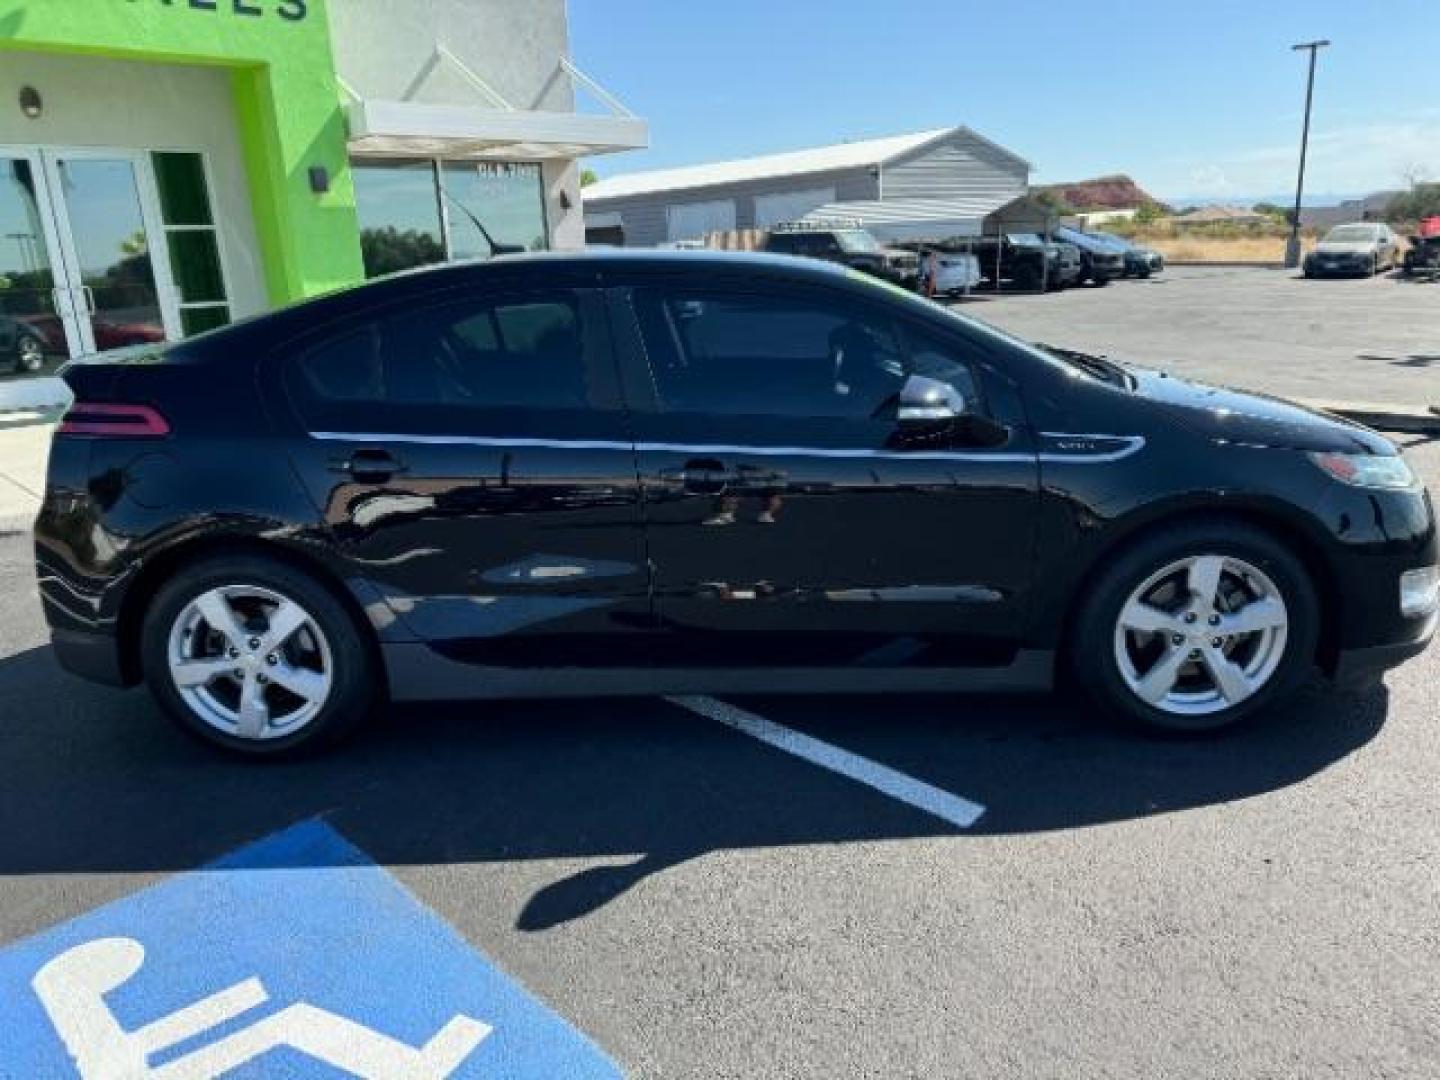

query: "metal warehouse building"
xmin=583 ymin=127 xmax=1032 ymax=247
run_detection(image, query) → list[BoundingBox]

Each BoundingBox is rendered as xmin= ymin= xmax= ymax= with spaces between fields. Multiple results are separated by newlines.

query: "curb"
xmin=1304 ymin=401 xmax=1440 ymax=435
xmin=0 ymin=410 xmax=63 ymax=431
xmin=0 ymin=514 xmax=34 ymax=537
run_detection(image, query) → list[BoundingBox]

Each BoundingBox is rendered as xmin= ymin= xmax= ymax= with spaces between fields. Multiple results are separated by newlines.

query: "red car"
xmin=14 ymin=312 xmax=167 ymax=357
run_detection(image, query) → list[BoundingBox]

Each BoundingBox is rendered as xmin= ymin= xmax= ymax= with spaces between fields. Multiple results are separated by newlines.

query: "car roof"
xmin=182 ymin=250 xmax=857 ymax=356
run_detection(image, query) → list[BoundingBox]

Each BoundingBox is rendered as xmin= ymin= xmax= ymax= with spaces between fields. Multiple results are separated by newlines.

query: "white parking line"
xmin=667 ymin=696 xmax=986 ymax=829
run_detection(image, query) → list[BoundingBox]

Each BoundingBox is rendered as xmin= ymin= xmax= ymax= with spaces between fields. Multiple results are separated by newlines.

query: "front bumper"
xmin=1332 ymin=610 xmax=1436 ymax=689
xmin=1306 ymin=258 xmax=1371 ymax=276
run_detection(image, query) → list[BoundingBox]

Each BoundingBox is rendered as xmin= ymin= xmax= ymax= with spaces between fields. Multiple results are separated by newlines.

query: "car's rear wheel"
xmin=141 ymin=555 xmax=376 ymax=756
xmin=1071 ymin=522 xmax=1319 ymax=733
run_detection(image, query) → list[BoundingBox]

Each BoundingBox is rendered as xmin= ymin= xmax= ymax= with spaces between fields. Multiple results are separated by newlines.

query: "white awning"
xmin=801 ymin=195 xmax=1021 ymax=241
xmin=346 ymin=99 xmax=649 ymax=161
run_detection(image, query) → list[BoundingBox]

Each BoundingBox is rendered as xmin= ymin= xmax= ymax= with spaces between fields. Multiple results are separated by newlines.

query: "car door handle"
xmin=329 ymin=449 xmax=407 ymax=483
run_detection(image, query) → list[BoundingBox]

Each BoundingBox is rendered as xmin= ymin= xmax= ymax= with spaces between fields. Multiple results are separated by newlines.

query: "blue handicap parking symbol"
xmin=0 ymin=820 xmax=621 ymax=1078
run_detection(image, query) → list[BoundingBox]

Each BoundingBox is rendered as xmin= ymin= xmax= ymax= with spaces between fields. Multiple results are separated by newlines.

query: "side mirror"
xmin=897 ymin=374 xmax=966 ymax=422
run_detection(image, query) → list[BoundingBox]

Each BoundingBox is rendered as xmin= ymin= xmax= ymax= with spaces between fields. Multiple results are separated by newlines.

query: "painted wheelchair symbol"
xmin=33 ymin=937 xmax=492 ymax=1078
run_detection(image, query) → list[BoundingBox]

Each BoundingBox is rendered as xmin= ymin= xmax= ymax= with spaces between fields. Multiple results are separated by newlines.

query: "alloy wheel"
xmin=17 ymin=336 xmax=44 ymax=374
xmin=1112 ymin=555 xmax=1289 ymax=717
xmin=166 ymin=585 xmax=334 ymax=741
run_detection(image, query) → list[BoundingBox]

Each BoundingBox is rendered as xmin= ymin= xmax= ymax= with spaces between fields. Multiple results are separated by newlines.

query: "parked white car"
xmin=930 ymin=252 xmax=982 ymax=295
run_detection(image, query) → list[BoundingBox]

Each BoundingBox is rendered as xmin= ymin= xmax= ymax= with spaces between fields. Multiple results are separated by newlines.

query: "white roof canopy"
xmin=343 ymin=52 xmax=648 ymax=161
xmin=346 ymin=99 xmax=649 ymax=160
xmin=801 ymin=195 xmax=1029 ymax=241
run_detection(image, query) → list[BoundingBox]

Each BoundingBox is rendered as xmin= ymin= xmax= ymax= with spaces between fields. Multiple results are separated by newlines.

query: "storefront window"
xmin=353 ymin=161 xmax=447 ymax=279
xmin=0 ymin=159 xmax=66 ymax=381
xmin=442 ymin=162 xmax=548 ymax=260
xmin=152 ymin=152 xmax=230 ymax=336
xmin=352 ymin=159 xmax=549 ymax=277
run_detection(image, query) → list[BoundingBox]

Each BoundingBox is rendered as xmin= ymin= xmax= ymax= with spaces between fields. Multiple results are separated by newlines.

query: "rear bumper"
xmin=1331 ymin=611 xmax=1436 ymax=689
xmin=50 ymin=627 xmax=132 ymax=688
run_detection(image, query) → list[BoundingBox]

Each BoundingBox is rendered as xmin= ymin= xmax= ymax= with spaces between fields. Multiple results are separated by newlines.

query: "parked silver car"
xmin=1303 ymin=222 xmax=1401 ymax=278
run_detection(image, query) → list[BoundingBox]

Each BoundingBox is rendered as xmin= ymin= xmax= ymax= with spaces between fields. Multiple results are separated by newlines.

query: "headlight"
xmin=1308 ymin=452 xmax=1417 ymax=490
xmin=1400 ymin=567 xmax=1440 ymax=618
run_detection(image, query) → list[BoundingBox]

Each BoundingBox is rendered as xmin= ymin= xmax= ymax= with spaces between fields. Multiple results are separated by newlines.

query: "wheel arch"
xmin=1056 ymin=499 xmax=1344 ymax=676
xmin=115 ymin=532 xmax=386 ymax=691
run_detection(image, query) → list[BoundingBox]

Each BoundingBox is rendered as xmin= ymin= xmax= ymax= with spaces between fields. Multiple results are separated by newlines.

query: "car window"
xmin=900 ymin=324 xmax=981 ymax=407
xmin=287 ymin=292 xmax=592 ymax=421
xmin=632 ymin=287 xmax=974 ymax=421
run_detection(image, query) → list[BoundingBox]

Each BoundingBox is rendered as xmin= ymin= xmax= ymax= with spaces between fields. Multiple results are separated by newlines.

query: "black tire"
xmin=141 ymin=554 xmax=377 ymax=757
xmin=1069 ymin=520 xmax=1320 ymax=734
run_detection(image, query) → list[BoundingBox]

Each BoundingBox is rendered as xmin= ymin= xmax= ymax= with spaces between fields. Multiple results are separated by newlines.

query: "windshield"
xmin=835 ymin=230 xmax=883 ymax=254
xmin=1008 ymin=233 xmax=1045 ymax=246
xmin=1053 ymin=226 xmax=1101 ymax=249
xmin=1325 ymin=225 xmax=1378 ymax=242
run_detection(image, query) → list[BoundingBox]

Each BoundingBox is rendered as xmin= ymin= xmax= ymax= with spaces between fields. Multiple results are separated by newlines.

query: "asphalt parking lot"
xmin=964 ymin=265 xmax=1439 ymax=411
xmin=0 ymin=434 xmax=1437 ymax=1075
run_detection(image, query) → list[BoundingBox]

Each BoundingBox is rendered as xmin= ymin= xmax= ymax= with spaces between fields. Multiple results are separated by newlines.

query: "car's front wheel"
xmin=1071 ymin=522 xmax=1319 ymax=732
xmin=141 ymin=555 xmax=377 ymax=756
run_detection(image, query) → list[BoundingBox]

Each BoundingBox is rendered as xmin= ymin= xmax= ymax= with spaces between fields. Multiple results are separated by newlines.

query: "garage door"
xmin=666 ymin=199 xmax=736 ymax=242
xmin=754 ymin=187 xmax=836 ymax=230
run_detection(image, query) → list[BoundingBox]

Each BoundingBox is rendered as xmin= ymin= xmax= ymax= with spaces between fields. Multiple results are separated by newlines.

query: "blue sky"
xmin=571 ymin=0 xmax=1440 ymax=204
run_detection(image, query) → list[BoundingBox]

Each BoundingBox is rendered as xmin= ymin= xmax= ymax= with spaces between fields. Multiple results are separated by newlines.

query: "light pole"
xmin=1285 ymin=39 xmax=1329 ymax=269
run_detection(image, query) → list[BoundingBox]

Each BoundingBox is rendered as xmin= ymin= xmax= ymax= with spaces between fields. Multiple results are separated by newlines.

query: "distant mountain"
xmin=1035 ymin=175 xmax=1165 ymax=211
xmin=1164 ymin=191 xmax=1370 ymax=210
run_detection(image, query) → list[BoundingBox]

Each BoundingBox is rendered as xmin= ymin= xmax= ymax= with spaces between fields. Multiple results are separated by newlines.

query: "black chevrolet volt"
xmin=34 ymin=252 xmax=1438 ymax=756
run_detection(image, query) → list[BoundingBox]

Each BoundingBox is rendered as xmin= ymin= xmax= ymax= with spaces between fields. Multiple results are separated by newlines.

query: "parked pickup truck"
xmin=1052 ymin=226 xmax=1126 ymax=285
xmin=763 ymin=222 xmax=918 ymax=286
xmin=964 ymin=234 xmax=1076 ymax=291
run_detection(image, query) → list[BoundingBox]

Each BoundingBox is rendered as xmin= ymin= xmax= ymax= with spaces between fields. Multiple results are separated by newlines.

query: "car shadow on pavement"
xmin=0 ymin=644 xmax=1389 ymax=930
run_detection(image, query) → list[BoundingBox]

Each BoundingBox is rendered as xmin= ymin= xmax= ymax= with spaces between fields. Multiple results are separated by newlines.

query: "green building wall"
xmin=0 ymin=0 xmax=365 ymax=304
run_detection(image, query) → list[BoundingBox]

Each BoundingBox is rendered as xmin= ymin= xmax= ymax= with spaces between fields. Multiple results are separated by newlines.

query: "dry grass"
xmin=1148 ymin=236 xmax=1318 ymax=264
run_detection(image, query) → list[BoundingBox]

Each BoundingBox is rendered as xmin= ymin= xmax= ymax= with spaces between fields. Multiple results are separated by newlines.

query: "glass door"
xmin=0 ymin=152 xmax=78 ymax=380
xmin=40 ymin=149 xmax=179 ymax=358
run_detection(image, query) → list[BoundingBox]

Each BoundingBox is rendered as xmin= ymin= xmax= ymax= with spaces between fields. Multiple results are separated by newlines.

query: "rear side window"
xmin=286 ymin=292 xmax=593 ymax=424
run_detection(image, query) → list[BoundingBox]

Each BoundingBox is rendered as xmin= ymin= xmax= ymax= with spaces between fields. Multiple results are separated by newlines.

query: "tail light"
xmin=58 ymin=402 xmax=170 ymax=438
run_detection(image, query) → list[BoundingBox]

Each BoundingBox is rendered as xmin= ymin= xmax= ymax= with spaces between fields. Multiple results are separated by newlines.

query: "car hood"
xmin=1314 ymin=240 xmax=1377 ymax=255
xmin=1125 ymin=366 xmax=1395 ymax=454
